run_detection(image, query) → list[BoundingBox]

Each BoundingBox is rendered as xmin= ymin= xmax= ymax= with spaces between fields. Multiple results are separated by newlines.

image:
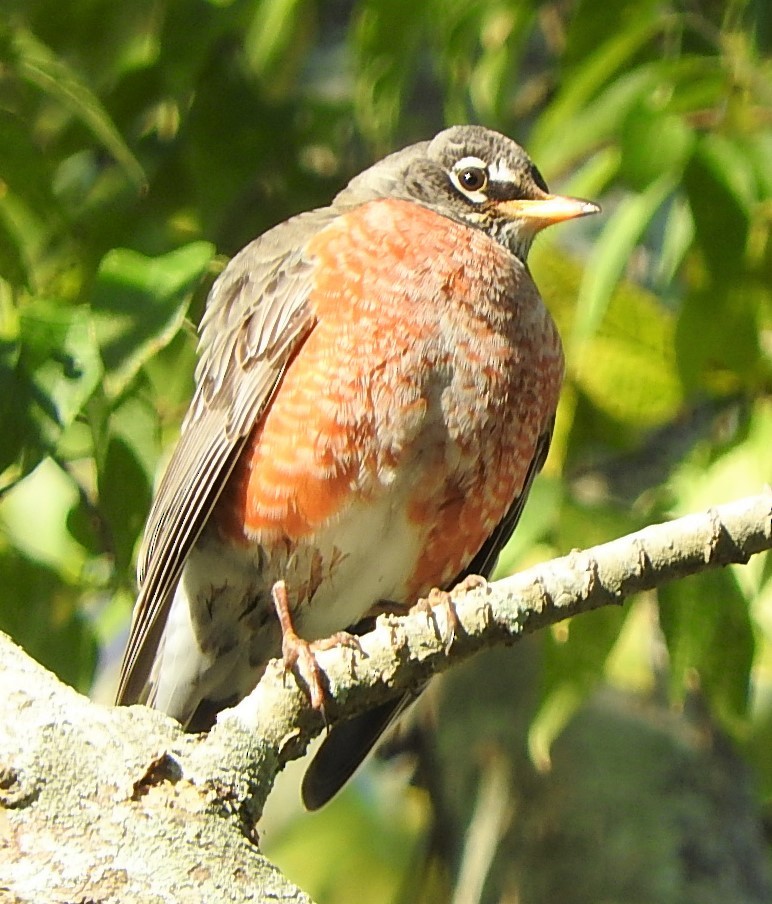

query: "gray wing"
xmin=116 ymin=209 xmax=335 ymax=705
xmin=301 ymin=423 xmax=556 ymax=809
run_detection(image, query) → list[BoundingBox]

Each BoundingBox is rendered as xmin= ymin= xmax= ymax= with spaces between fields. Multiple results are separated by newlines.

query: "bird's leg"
xmin=272 ymin=579 xmax=326 ymax=711
xmin=271 ymin=580 xmax=362 ymax=713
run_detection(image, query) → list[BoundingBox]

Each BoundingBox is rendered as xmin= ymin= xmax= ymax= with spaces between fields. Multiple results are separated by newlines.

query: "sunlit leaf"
xmin=20 ymin=302 xmax=103 ymax=437
xmin=0 ymin=457 xmax=88 ymax=577
xmin=91 ymin=242 xmax=214 ymax=398
xmin=574 ymin=330 xmax=683 ymax=428
xmin=0 ymin=300 xmax=103 ymax=489
xmin=244 ymin=0 xmax=314 ymax=97
xmin=571 ymin=175 xmax=674 ymax=345
xmin=531 ymin=17 xmax=664 ymax=161
xmin=620 ymin=101 xmax=694 ymax=191
xmin=656 ymin=195 xmax=694 ymax=289
xmin=534 ymin=236 xmax=683 ymax=431
xmin=531 ymin=68 xmax=656 ymax=173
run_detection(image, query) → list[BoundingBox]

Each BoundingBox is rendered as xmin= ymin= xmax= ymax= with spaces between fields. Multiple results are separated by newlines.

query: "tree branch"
xmin=216 ymin=489 xmax=772 ymax=801
xmin=1 ymin=490 xmax=770 ymax=901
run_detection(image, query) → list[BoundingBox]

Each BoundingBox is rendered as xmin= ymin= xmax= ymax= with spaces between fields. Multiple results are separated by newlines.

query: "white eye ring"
xmin=450 ymin=156 xmax=489 ymax=200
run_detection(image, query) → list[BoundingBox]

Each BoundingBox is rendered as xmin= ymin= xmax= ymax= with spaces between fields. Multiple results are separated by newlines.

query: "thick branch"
xmin=1 ymin=490 xmax=769 ymax=902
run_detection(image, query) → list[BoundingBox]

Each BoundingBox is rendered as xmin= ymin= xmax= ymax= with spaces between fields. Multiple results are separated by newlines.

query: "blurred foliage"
xmin=0 ymin=0 xmax=771 ymax=900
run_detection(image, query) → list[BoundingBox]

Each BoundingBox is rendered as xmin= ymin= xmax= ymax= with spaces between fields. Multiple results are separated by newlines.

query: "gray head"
xmin=335 ymin=125 xmax=599 ymax=261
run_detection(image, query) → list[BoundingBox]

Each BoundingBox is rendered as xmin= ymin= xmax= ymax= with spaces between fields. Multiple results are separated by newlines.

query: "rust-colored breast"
xmin=216 ymin=198 xmax=563 ymax=593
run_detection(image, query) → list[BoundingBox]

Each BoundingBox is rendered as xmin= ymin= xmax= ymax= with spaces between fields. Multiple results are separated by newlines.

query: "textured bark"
xmin=1 ymin=491 xmax=770 ymax=902
xmin=0 ymin=634 xmax=312 ymax=903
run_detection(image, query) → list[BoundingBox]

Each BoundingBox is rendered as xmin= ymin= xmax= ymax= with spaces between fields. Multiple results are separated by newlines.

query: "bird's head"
xmin=336 ymin=125 xmax=600 ymax=261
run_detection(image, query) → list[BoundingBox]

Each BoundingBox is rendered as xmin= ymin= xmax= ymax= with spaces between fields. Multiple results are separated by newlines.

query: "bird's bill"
xmin=497 ymin=194 xmax=601 ymax=228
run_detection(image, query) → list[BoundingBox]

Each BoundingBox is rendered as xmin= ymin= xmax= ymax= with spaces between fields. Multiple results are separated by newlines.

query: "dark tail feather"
xmin=301 ymin=694 xmax=410 ymax=810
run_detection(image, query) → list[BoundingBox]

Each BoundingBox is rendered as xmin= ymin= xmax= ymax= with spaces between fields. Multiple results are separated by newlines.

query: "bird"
xmin=115 ymin=124 xmax=599 ymax=809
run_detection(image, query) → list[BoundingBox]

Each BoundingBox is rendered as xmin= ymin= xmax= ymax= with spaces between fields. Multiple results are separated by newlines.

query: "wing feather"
xmin=116 ymin=210 xmax=335 ymax=704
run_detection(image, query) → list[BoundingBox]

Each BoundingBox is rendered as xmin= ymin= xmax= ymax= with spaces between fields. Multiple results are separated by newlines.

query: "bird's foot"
xmin=409 ymin=576 xmax=486 ymax=651
xmin=453 ymin=573 xmax=488 ymax=595
xmin=271 ymin=580 xmax=362 ymax=712
xmin=411 ymin=587 xmax=461 ymax=652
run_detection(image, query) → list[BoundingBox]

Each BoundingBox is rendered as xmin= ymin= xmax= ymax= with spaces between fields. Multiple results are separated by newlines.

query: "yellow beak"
xmin=497 ymin=194 xmax=601 ymax=229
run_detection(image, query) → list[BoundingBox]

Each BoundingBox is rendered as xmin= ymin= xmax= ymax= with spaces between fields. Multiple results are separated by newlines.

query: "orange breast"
xmin=215 ymin=197 xmax=563 ymax=594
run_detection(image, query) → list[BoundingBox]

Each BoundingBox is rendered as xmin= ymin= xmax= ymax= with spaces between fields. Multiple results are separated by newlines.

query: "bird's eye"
xmin=457 ymin=166 xmax=488 ymax=192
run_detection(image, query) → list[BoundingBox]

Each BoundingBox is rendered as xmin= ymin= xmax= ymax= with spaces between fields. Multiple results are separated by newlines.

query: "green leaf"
xmin=97 ymin=395 xmax=159 ymax=573
xmin=742 ymin=131 xmax=772 ymax=200
xmin=0 ymin=456 xmax=87 ymax=578
xmin=574 ymin=330 xmax=683 ymax=428
xmin=91 ymin=242 xmax=215 ymax=398
xmin=0 ymin=111 xmax=64 ymax=289
xmin=532 ymin=55 xmax=721 ymax=177
xmin=530 ymin=605 xmax=628 ymax=767
xmin=9 ymin=26 xmax=146 ymax=189
xmin=20 ymin=302 xmax=104 ymax=437
xmin=620 ymin=101 xmax=694 ymax=191
xmin=562 ymin=0 xmax=660 ymax=66
xmin=1 ymin=300 xmax=103 ymax=488
xmin=0 ymin=193 xmax=49 ymax=288
xmin=0 ymin=547 xmax=97 ymax=692
xmin=683 ymin=134 xmax=753 ymax=280
xmin=675 ymin=280 xmax=763 ymax=392
xmin=467 ymin=4 xmax=532 ymax=122
xmin=353 ymin=0 xmax=427 ymax=142
xmin=532 ymin=243 xmax=683 ymax=431
xmin=531 ymin=67 xmax=657 ymax=174
xmin=655 ymin=195 xmax=694 ymax=289
xmin=571 ymin=175 xmax=674 ymax=346
xmin=0 ymin=326 xmax=25 ymax=490
xmin=531 ymin=16 xmax=664 ymax=161
xmin=658 ymin=569 xmax=754 ymax=729
xmin=244 ymin=0 xmax=314 ymax=97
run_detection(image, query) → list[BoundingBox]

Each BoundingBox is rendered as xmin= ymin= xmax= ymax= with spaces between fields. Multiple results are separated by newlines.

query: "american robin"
xmin=116 ymin=125 xmax=599 ymax=809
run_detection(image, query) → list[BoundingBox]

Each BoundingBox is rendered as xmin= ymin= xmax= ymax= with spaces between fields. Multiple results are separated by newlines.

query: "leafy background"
xmin=1 ymin=0 xmax=770 ymax=901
